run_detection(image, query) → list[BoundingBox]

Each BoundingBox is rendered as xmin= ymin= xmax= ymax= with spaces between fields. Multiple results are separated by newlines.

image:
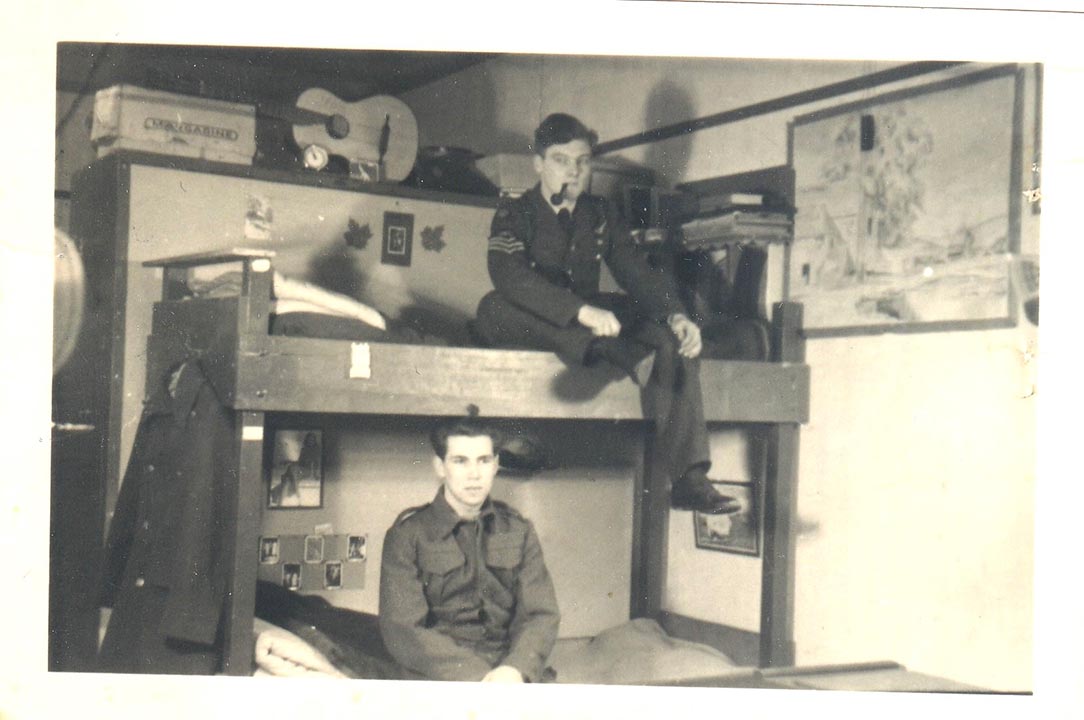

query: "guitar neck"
xmin=258 ymin=102 xmax=330 ymax=127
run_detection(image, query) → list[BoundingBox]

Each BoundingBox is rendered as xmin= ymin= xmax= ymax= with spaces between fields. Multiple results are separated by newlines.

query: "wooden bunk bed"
xmin=140 ymin=247 xmax=811 ymax=678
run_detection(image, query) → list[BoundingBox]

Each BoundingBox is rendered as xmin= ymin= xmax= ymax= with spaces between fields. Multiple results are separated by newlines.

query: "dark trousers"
xmin=475 ymin=291 xmax=711 ymax=484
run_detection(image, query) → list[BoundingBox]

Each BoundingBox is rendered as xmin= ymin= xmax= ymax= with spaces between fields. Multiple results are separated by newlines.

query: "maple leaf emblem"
xmin=343 ymin=218 xmax=372 ymax=249
xmin=421 ymin=225 xmax=446 ymax=252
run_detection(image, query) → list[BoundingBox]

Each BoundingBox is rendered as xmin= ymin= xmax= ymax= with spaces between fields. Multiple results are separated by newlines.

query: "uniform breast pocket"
xmin=418 ymin=544 xmax=466 ymax=602
xmin=485 ymin=533 xmax=524 ymax=591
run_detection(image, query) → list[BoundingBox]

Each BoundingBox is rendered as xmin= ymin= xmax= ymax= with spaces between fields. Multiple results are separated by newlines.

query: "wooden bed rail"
xmin=145 ymin=251 xmax=810 ymax=425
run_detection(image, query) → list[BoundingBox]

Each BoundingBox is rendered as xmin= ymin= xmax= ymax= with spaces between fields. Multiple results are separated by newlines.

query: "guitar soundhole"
xmin=326 ymin=114 xmax=351 ymax=140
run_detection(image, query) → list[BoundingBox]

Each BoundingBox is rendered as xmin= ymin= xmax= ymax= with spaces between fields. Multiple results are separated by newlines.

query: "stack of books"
xmin=679 ymin=191 xmax=793 ymax=250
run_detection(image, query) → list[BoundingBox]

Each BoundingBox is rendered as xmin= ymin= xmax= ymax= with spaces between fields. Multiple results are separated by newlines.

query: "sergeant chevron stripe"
xmin=488 ymin=236 xmax=526 ymax=254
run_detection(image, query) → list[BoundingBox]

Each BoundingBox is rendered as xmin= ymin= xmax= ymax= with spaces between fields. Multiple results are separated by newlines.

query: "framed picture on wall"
xmin=381 ymin=211 xmax=414 ymax=266
xmin=268 ymin=429 xmax=324 ymax=508
xmin=787 ymin=64 xmax=1024 ymax=335
xmin=693 ymin=481 xmax=759 ymax=556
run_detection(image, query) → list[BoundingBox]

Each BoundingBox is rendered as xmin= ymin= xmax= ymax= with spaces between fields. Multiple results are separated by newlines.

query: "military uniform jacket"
xmin=379 ymin=489 xmax=560 ymax=682
xmin=487 ymin=184 xmax=685 ymax=327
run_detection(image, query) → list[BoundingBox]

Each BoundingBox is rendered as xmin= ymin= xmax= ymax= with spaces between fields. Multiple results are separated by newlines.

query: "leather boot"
xmin=671 ymin=472 xmax=742 ymax=514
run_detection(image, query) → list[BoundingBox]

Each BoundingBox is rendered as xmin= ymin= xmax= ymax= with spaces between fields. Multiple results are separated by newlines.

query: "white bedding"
xmin=187 ymin=270 xmax=387 ymax=330
xmin=253 ymin=618 xmax=348 ymax=678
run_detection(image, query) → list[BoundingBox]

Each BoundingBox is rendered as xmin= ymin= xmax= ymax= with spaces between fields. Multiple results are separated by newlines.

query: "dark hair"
xmin=532 ymin=113 xmax=598 ymax=156
xmin=429 ymin=406 xmax=503 ymax=459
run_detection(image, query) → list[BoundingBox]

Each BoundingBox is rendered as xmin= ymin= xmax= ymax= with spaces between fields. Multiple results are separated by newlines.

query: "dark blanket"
xmin=254 ymin=581 xmax=403 ymax=679
xmin=271 ymin=311 xmax=451 ymax=347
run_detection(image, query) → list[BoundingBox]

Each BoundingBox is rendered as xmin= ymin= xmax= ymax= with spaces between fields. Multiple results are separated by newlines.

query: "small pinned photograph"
xmin=282 ymin=563 xmax=302 ymax=591
xmin=268 ymin=429 xmax=323 ymax=509
xmin=693 ymin=481 xmax=759 ymax=556
xmin=347 ymin=534 xmax=368 ymax=561
xmin=259 ymin=536 xmax=280 ymax=564
xmin=304 ymin=534 xmax=325 ymax=564
xmin=324 ymin=561 xmax=343 ymax=590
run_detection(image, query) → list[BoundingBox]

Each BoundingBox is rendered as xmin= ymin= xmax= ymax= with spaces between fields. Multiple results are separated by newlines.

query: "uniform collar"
xmin=425 ymin=487 xmax=496 ymax=540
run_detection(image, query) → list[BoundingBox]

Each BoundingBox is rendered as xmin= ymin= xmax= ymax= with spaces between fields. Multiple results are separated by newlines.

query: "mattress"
xmin=253 ymin=616 xmax=742 ymax=685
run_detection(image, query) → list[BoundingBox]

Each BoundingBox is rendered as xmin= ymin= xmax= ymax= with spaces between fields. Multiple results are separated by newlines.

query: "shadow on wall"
xmin=642 ymin=80 xmax=696 ymax=187
xmin=423 ymin=64 xmax=531 ymax=156
xmin=304 ymin=240 xmax=478 ymax=346
xmin=307 ymin=241 xmax=369 ymax=300
xmin=398 ymin=296 xmax=474 ymax=347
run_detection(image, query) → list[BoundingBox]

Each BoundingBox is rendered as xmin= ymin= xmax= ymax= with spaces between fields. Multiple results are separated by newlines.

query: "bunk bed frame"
xmin=142 ymin=248 xmax=810 ymax=677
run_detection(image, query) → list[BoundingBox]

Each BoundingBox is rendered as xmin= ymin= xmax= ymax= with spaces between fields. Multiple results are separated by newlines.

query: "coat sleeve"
xmin=99 ymin=417 xmax=153 ymax=608
xmin=601 ymin=201 xmax=687 ymax=321
xmin=500 ymin=520 xmax=560 ymax=682
xmin=378 ymin=524 xmax=494 ymax=681
xmin=160 ymin=373 xmax=232 ymax=646
xmin=487 ymin=198 xmax=585 ymax=327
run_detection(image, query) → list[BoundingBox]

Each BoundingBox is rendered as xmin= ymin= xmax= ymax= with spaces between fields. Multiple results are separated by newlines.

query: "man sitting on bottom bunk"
xmin=379 ymin=413 xmax=561 ymax=682
xmin=474 ymin=112 xmax=741 ymax=515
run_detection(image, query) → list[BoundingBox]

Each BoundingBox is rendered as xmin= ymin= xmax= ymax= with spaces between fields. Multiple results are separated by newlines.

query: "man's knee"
xmin=476 ymin=291 xmax=502 ymax=320
xmin=632 ymin=319 xmax=680 ymax=357
xmin=474 ymin=291 xmax=508 ymax=343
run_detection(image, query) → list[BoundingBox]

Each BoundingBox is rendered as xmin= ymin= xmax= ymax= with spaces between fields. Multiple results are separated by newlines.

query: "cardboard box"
xmin=474 ymin=153 xmax=536 ymax=196
xmin=588 ymin=156 xmax=656 ymax=206
xmin=91 ymin=84 xmax=256 ymax=165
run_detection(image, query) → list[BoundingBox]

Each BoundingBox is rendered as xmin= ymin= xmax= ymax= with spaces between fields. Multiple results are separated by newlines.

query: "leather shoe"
xmin=588 ymin=338 xmax=656 ymax=387
xmin=671 ymin=474 xmax=742 ymax=514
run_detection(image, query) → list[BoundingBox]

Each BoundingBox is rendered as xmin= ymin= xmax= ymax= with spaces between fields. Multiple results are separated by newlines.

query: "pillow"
xmin=185 ymin=270 xmax=387 ymax=330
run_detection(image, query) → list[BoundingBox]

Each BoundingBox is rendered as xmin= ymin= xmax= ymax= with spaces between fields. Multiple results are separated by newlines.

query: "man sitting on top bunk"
xmin=378 ymin=412 xmax=561 ymax=682
xmin=474 ymin=112 xmax=741 ymax=515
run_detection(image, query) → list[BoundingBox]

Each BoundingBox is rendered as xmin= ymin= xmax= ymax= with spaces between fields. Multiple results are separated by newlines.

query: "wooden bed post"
xmin=220 ymin=257 xmax=273 ymax=675
xmin=144 ymin=250 xmax=276 ymax=675
xmin=759 ymin=301 xmax=805 ymax=667
xmin=631 ymin=429 xmax=670 ymax=619
xmin=220 ymin=409 xmax=266 ymax=675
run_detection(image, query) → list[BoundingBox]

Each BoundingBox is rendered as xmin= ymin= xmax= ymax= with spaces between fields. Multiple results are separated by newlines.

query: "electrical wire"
xmin=55 ymin=43 xmax=113 ymax=137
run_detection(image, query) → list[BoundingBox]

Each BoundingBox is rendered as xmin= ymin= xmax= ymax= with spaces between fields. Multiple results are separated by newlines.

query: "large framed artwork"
xmin=787 ymin=64 xmax=1024 ymax=335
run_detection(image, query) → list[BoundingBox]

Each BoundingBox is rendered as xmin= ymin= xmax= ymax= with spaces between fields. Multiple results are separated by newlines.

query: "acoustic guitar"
xmin=262 ymin=88 xmax=419 ymax=181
